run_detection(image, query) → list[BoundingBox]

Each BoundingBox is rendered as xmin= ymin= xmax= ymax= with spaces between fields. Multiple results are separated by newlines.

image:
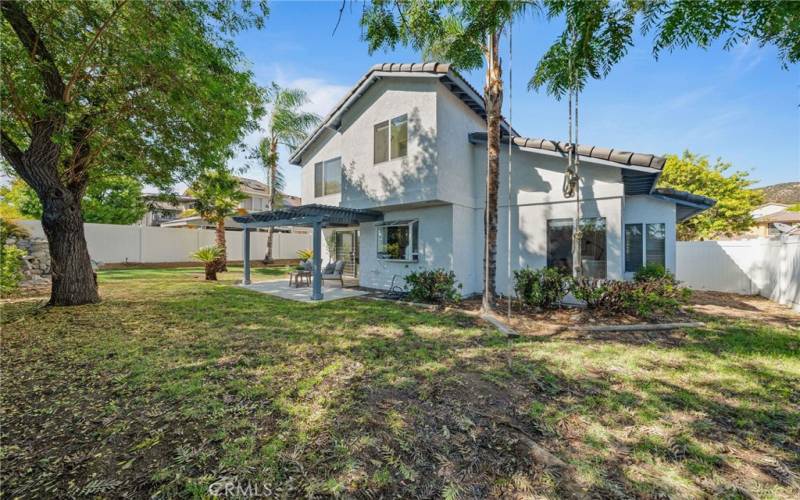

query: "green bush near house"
xmin=405 ymin=268 xmax=462 ymax=304
xmin=634 ymin=263 xmax=672 ymax=282
xmin=513 ymin=267 xmax=570 ymax=309
xmin=1 ymin=244 xmax=26 ymax=294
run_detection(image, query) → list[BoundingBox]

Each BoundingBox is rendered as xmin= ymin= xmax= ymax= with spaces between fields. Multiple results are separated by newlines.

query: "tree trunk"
xmin=40 ymin=188 xmax=100 ymax=306
xmin=215 ymin=219 xmax=227 ymax=272
xmin=204 ymin=263 xmax=217 ymax=281
xmin=482 ymin=30 xmax=503 ymax=313
xmin=263 ymin=138 xmax=278 ymax=263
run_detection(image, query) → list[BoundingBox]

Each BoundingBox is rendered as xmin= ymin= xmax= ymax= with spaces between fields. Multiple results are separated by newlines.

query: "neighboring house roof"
xmin=289 ymin=62 xmax=516 ymax=165
xmin=755 ymin=210 xmax=800 ymax=224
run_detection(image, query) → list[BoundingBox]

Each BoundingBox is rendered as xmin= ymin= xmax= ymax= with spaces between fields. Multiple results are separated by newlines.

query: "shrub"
xmin=404 ymin=268 xmax=462 ymax=304
xmin=622 ymin=278 xmax=691 ymax=319
xmin=513 ymin=267 xmax=570 ymax=309
xmin=1 ymin=244 xmax=26 ymax=294
xmin=570 ymin=277 xmax=608 ymax=309
xmin=634 ymin=263 xmax=672 ymax=282
xmin=191 ymin=245 xmax=223 ymax=281
xmin=296 ymin=248 xmax=313 ymax=261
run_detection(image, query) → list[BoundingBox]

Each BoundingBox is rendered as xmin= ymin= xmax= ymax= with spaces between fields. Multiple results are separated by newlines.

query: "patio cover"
xmin=233 ymin=204 xmax=382 ymax=300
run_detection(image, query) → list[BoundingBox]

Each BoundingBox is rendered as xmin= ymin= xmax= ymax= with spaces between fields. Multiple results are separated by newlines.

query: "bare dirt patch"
xmin=689 ymin=290 xmax=800 ymax=329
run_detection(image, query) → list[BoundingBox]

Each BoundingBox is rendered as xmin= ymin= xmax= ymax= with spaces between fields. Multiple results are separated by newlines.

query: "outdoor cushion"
xmin=333 ymin=260 xmax=345 ymax=273
xmin=303 ymin=261 xmax=313 ymax=271
xmin=323 ymin=262 xmax=335 ymax=274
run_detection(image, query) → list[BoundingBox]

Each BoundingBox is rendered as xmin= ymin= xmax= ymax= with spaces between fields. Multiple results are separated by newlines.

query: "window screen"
xmin=374 ymin=121 xmax=389 ymax=163
xmin=646 ymin=223 xmax=666 ymax=266
xmin=625 ymin=224 xmax=643 ymax=272
xmin=547 ymin=219 xmax=573 ymax=273
xmin=314 ymin=162 xmax=323 ymax=198
xmin=323 ymin=157 xmax=341 ymax=195
xmin=390 ymin=114 xmax=408 ymax=159
xmin=580 ymin=218 xmax=607 ymax=279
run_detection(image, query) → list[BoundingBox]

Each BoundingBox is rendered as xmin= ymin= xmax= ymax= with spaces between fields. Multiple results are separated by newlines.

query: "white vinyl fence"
xmin=676 ymin=237 xmax=800 ymax=311
xmin=18 ymin=221 xmax=311 ymax=264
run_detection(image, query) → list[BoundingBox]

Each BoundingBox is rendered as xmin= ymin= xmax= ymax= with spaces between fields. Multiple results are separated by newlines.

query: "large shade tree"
xmin=1 ymin=175 xmax=148 ymax=225
xmin=256 ymin=83 xmax=320 ymax=263
xmin=360 ymin=0 xmax=525 ymax=312
xmin=0 ymin=0 xmax=267 ymax=305
xmin=189 ymin=169 xmax=245 ymax=273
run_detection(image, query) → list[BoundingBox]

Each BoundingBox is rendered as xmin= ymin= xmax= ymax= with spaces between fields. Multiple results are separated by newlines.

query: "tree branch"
xmin=63 ymin=0 xmax=130 ymax=103
xmin=1 ymin=1 xmax=65 ymax=103
xmin=0 ymin=130 xmax=25 ymax=171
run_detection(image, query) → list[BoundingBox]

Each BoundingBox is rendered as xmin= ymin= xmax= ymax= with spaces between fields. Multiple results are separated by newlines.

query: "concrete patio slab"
xmin=240 ymin=280 xmax=369 ymax=302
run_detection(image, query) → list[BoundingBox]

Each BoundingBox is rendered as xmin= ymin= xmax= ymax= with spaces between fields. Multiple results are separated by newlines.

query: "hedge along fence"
xmin=17 ymin=220 xmax=311 ymax=265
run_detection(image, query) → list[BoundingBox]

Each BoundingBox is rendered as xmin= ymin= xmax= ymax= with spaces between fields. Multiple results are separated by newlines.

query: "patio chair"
xmin=322 ymin=260 xmax=346 ymax=287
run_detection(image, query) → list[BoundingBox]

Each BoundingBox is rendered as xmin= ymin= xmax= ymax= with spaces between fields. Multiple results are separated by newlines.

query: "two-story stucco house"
xmin=237 ymin=63 xmax=714 ymax=298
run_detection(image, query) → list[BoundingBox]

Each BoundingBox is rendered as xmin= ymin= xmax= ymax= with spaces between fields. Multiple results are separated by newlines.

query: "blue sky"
xmin=231 ymin=1 xmax=799 ymax=197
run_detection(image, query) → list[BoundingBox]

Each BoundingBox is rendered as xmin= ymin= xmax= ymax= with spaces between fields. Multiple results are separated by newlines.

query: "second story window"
xmin=374 ymin=113 xmax=408 ymax=164
xmin=314 ymin=157 xmax=341 ymax=197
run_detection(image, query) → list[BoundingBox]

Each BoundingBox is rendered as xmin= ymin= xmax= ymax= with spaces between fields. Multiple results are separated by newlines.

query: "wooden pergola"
xmin=233 ymin=205 xmax=383 ymax=300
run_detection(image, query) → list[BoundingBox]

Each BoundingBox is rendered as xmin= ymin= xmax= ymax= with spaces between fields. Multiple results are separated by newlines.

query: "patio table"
xmin=289 ymin=270 xmax=311 ymax=287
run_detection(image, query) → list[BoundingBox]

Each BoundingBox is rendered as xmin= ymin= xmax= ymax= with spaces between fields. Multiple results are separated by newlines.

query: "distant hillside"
xmin=756 ymin=182 xmax=800 ymax=205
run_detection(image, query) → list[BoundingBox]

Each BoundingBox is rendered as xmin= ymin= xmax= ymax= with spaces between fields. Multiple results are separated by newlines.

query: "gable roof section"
xmin=288 ymin=62 xmax=516 ymax=165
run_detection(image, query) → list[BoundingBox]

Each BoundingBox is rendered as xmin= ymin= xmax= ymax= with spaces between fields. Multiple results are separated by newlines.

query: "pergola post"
xmin=242 ymin=225 xmax=251 ymax=285
xmin=312 ymin=220 xmax=323 ymax=300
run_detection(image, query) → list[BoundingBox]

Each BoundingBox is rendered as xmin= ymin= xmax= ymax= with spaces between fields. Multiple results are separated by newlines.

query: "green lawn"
xmin=2 ymin=268 xmax=798 ymax=498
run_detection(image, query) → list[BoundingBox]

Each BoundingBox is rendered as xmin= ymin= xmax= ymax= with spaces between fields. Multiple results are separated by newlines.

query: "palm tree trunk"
xmin=482 ymin=30 xmax=503 ymax=313
xmin=215 ymin=219 xmax=227 ymax=272
xmin=264 ymin=139 xmax=278 ymax=263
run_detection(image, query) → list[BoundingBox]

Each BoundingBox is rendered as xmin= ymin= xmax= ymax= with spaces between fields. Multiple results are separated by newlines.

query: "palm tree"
xmin=192 ymin=245 xmax=223 ymax=281
xmin=190 ymin=169 xmax=245 ymax=272
xmin=257 ymin=83 xmax=320 ymax=263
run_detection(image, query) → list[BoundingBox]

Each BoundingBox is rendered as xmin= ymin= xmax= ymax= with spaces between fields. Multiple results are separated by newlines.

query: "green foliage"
xmin=190 ymin=170 xmax=246 ymax=224
xmin=513 ymin=267 xmax=570 ymax=309
xmin=360 ymin=1 xmax=524 ymax=71
xmin=788 ymin=204 xmax=800 ymax=213
xmin=296 ymin=249 xmax=313 ymax=261
xmin=0 ymin=243 xmax=25 ymax=294
xmin=659 ymin=152 xmax=763 ymax=240
xmin=573 ymin=277 xmax=690 ymax=319
xmin=570 ymin=277 xmax=607 ymax=309
xmin=532 ymin=1 xmax=800 ymax=97
xmin=1 ymin=0 xmax=267 ymax=191
xmin=0 ymin=179 xmax=41 ymax=219
xmin=404 ymin=268 xmax=462 ymax=304
xmin=191 ymin=245 xmax=223 ymax=281
xmin=1 ymin=176 xmax=147 ymax=224
xmin=634 ymin=263 xmax=672 ymax=283
xmin=254 ymin=83 xmax=320 ymax=216
xmin=191 ymin=246 xmax=223 ymax=264
xmin=619 ymin=278 xmax=691 ymax=320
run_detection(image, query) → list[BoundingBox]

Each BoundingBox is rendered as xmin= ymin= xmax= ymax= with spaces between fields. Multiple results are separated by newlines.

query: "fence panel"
xmin=677 ymin=237 xmax=799 ymax=311
xmin=17 ymin=220 xmax=311 ymax=264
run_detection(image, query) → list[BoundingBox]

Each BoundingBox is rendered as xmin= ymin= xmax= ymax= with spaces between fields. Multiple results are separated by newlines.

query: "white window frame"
xmin=624 ymin=222 xmax=666 ymax=272
xmin=314 ymin=157 xmax=341 ymax=197
xmin=377 ymin=220 xmax=418 ymax=262
xmin=374 ymin=113 xmax=408 ymax=164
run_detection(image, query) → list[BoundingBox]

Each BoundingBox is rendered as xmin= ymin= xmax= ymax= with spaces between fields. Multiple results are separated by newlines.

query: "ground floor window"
xmin=547 ymin=218 xmax=607 ymax=278
xmin=625 ymin=222 xmax=666 ymax=272
xmin=377 ymin=220 xmax=418 ymax=261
